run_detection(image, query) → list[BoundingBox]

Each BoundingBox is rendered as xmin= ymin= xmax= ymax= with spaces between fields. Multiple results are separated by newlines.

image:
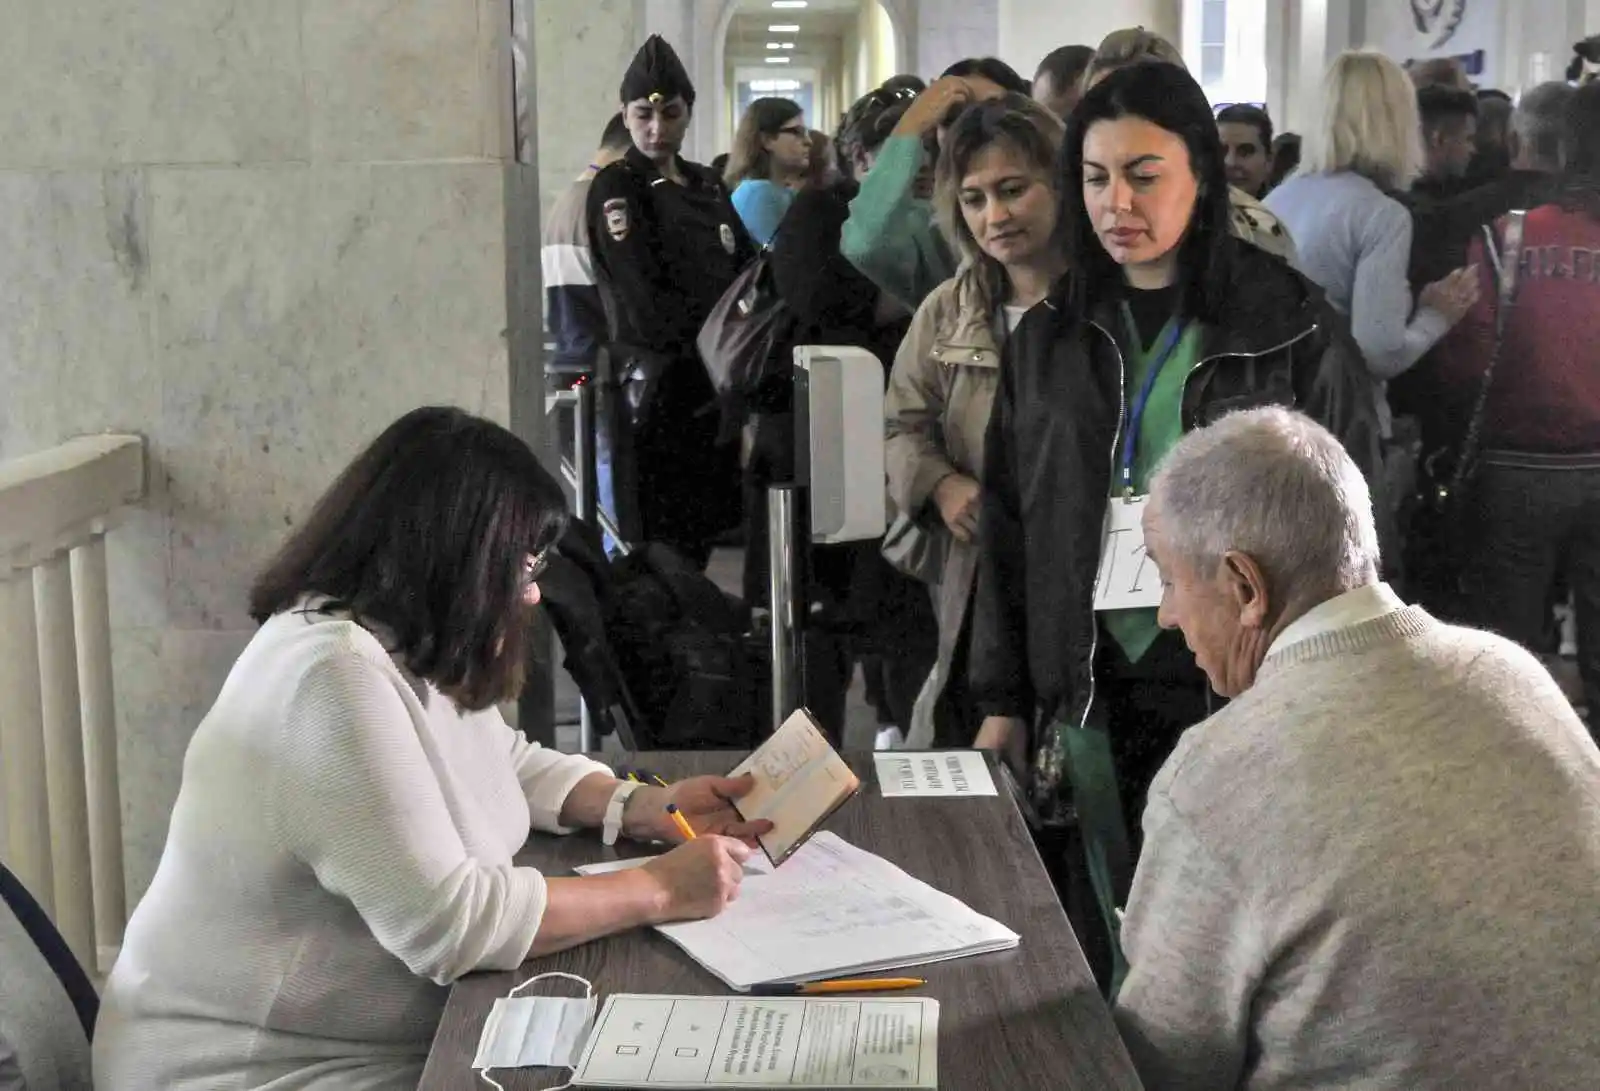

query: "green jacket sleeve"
xmin=840 ymin=135 xmax=955 ymax=309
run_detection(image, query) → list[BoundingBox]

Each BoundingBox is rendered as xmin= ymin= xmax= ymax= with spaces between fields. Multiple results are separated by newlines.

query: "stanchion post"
xmin=767 ymin=485 xmax=802 ymax=732
xmin=573 ymin=377 xmax=597 ymax=753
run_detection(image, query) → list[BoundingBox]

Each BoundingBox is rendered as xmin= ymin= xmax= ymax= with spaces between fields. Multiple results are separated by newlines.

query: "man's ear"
xmin=1220 ymin=550 xmax=1272 ymax=630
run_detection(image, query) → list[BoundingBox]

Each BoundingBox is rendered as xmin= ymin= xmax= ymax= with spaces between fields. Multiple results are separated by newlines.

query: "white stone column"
xmin=535 ymin=0 xmax=650 ymax=217
xmin=0 ymin=0 xmax=516 ymax=908
xmin=1281 ymin=0 xmax=1356 ymax=136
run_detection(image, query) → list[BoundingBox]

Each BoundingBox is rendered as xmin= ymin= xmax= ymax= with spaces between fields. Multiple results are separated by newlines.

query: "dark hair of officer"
xmin=249 ymin=407 xmax=569 ymax=712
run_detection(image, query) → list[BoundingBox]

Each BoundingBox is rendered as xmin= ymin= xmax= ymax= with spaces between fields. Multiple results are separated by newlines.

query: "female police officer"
xmin=587 ymin=36 xmax=755 ymax=567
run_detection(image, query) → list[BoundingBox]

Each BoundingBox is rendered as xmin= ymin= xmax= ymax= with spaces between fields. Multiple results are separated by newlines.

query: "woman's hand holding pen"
xmin=640 ymin=835 xmax=752 ymax=922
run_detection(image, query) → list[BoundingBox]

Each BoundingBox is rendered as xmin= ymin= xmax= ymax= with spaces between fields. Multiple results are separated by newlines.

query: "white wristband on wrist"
xmin=602 ymin=780 xmax=644 ymax=846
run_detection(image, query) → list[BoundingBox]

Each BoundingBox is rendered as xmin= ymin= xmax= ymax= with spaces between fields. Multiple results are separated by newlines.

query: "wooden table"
xmin=420 ymin=751 xmax=1142 ymax=1090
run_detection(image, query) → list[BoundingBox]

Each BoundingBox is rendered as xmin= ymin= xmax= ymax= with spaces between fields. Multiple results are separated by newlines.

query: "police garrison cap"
xmin=621 ymin=35 xmax=696 ymax=108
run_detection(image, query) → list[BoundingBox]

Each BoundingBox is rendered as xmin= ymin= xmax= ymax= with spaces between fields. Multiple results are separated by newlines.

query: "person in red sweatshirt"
xmin=1434 ymin=80 xmax=1600 ymax=724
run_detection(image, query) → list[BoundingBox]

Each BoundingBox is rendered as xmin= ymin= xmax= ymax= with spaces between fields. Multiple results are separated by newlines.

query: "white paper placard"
xmin=572 ymin=994 xmax=939 ymax=1088
xmin=1093 ymin=496 xmax=1163 ymax=611
xmin=874 ymin=751 xmax=997 ymax=798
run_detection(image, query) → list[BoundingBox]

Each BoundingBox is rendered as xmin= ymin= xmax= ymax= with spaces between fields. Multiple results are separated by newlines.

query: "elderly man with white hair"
xmin=1113 ymin=406 xmax=1600 ymax=1091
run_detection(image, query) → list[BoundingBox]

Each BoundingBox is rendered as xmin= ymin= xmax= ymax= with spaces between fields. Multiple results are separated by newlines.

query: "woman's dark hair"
xmin=1059 ymin=61 xmax=1234 ymax=323
xmin=249 ymin=406 xmax=569 ymax=711
xmin=942 ymin=57 xmax=1032 ymax=96
xmin=934 ymin=93 xmax=1066 ymax=306
xmin=1560 ymin=79 xmax=1600 ymax=216
xmin=725 ymin=97 xmax=805 ymax=185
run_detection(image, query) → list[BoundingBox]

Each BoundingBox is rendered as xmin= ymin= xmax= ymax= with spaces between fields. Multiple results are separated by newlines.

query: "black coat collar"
xmin=623 ymin=145 xmax=717 ymax=192
xmin=1059 ymin=235 xmax=1324 ymax=362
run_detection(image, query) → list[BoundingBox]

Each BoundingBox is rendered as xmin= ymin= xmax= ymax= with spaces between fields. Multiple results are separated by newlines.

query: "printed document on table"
xmin=571 ymin=995 xmax=939 ymax=1089
xmin=874 ymin=751 xmax=997 ymax=798
xmin=728 ymin=709 xmax=861 ymax=865
xmin=642 ymin=832 xmax=1019 ymax=991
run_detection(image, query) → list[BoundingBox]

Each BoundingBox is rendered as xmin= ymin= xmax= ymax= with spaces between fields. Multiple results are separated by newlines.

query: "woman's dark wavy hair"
xmin=1058 ymin=61 xmax=1234 ymax=324
xmin=248 ymin=406 xmax=569 ymax=711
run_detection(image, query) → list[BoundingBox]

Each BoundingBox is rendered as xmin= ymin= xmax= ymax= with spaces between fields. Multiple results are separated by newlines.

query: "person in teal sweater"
xmin=842 ymin=61 xmax=1029 ymax=307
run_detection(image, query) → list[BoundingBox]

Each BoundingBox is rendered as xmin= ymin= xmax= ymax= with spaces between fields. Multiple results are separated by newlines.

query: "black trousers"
xmin=1094 ymin=626 xmax=1215 ymax=858
xmin=1458 ymin=454 xmax=1600 ymax=723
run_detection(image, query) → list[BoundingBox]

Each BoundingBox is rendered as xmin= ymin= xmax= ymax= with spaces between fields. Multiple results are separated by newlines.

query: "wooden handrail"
xmin=0 ymin=432 xmax=146 ymax=974
xmin=0 ymin=434 xmax=146 ymax=573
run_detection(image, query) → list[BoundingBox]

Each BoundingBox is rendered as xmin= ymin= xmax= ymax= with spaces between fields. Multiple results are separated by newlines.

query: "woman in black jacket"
xmin=741 ymin=85 xmax=936 ymax=742
xmin=970 ymin=62 xmax=1382 ymax=972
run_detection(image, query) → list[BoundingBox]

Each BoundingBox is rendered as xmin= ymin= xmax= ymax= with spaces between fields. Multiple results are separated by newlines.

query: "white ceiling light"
xmin=764 ymin=56 xmax=792 ymax=63
xmin=766 ymin=42 xmax=784 ymax=49
xmin=768 ymin=24 xmax=800 ymax=32
xmin=771 ymin=1 xmax=808 ymax=9
xmin=752 ymin=78 xmax=802 ymax=92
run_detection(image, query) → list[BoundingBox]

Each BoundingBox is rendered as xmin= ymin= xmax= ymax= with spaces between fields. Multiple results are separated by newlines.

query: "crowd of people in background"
xmin=520 ymin=25 xmax=1600 ymax=1089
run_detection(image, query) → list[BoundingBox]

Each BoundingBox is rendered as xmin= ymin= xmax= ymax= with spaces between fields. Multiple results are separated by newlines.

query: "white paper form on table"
xmin=874 ymin=751 xmax=997 ymax=798
xmin=571 ymin=994 xmax=939 ymax=1089
xmin=582 ymin=832 xmax=1017 ymax=992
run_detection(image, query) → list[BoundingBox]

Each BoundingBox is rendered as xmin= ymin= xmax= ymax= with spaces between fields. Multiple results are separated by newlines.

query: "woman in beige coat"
xmin=885 ymin=94 xmax=1067 ymax=753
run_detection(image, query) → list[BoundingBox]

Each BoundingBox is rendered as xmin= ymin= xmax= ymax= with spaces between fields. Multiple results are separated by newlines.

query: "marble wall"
xmin=0 ymin=0 xmax=513 ymax=905
xmin=535 ymin=0 xmax=650 ymax=224
xmin=915 ymin=0 xmax=1001 ymax=82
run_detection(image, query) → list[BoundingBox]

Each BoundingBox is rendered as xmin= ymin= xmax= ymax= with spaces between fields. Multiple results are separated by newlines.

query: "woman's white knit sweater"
xmin=93 ymin=607 xmax=611 ymax=1090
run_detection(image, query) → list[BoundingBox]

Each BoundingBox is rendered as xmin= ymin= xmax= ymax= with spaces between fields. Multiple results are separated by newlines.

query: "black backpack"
xmin=603 ymin=544 xmax=770 ymax=750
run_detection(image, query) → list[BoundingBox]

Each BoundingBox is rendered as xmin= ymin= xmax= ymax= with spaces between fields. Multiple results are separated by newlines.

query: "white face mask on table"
xmin=473 ymin=971 xmax=596 ymax=1091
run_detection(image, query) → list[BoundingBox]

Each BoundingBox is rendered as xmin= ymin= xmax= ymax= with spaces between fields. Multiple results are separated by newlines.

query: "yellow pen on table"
xmin=750 ymin=978 xmax=926 ymax=996
xmin=665 ymin=803 xmax=697 ymax=841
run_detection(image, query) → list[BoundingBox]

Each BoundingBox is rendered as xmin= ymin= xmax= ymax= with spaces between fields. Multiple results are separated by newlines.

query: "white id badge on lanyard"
xmin=1096 ymin=314 xmax=1186 ymax=613
xmin=473 ymin=972 xmax=596 ymax=1090
xmin=1093 ymin=496 xmax=1163 ymax=611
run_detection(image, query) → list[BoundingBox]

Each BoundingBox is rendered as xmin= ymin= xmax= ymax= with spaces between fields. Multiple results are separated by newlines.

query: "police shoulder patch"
xmin=603 ymin=197 xmax=631 ymax=242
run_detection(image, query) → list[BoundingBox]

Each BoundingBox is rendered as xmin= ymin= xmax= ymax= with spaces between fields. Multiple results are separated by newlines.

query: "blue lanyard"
xmin=1120 ymin=317 xmax=1188 ymax=497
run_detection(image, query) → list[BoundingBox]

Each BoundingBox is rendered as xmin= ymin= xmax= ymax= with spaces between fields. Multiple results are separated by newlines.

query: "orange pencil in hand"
xmin=665 ymin=803 xmax=697 ymax=841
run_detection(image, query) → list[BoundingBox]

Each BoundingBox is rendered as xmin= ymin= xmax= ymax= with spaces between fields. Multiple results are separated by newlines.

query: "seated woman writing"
xmin=93 ymin=407 xmax=770 ymax=1091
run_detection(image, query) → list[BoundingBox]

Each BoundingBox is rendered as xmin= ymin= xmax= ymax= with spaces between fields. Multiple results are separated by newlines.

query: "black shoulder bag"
xmin=1408 ymin=210 xmax=1527 ymax=607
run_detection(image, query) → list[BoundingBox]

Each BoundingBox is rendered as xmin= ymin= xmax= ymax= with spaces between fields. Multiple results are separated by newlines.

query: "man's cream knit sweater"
xmin=1115 ymin=606 xmax=1600 ymax=1090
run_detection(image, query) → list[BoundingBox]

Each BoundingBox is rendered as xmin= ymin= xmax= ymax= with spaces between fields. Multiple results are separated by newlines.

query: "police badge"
xmin=1410 ymin=0 xmax=1467 ymax=50
xmin=719 ymin=222 xmax=736 ymax=254
xmin=603 ymin=198 xmax=631 ymax=242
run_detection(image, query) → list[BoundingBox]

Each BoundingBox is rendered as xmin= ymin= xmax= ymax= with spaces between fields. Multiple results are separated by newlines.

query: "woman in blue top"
xmin=725 ymin=97 xmax=812 ymax=245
